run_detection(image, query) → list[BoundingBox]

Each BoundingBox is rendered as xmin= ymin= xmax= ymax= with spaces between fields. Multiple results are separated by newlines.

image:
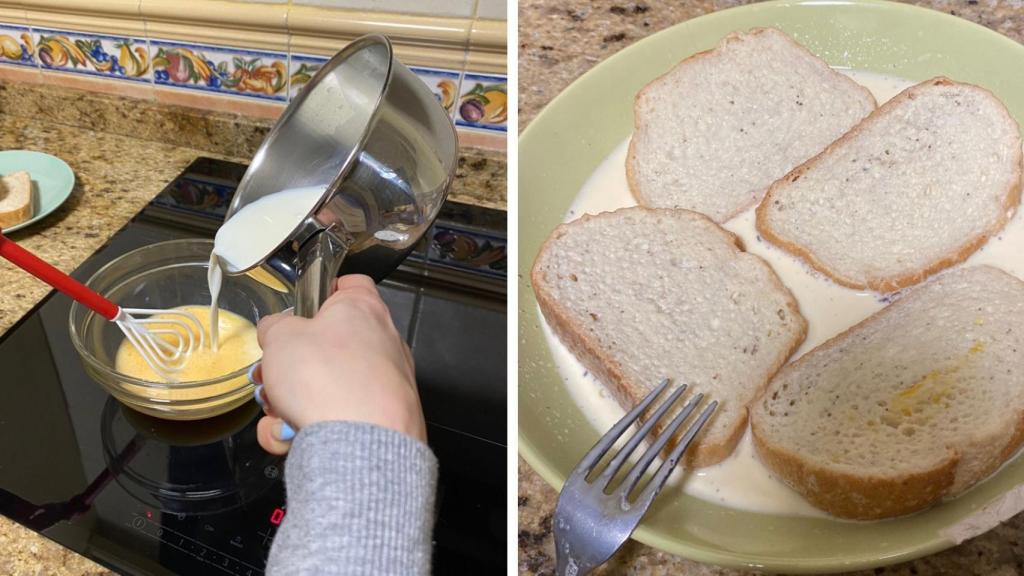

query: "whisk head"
xmin=115 ymin=308 xmax=205 ymax=381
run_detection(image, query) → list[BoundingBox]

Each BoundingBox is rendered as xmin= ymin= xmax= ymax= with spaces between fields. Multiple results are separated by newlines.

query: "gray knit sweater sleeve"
xmin=265 ymin=421 xmax=439 ymax=576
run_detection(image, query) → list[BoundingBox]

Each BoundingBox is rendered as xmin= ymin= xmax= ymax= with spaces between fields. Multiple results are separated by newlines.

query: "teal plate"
xmin=0 ymin=150 xmax=75 ymax=233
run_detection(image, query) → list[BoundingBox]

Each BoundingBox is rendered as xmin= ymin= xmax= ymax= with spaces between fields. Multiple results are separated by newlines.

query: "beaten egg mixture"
xmin=114 ymin=305 xmax=260 ymax=401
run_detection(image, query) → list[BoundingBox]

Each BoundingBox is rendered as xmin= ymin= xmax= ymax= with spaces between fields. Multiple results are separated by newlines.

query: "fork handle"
xmin=557 ymin=550 xmax=594 ymax=576
xmin=0 ymin=230 xmax=120 ymax=320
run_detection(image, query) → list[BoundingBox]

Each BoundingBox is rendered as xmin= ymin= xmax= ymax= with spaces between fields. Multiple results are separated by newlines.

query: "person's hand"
xmin=253 ymin=274 xmax=425 ymax=455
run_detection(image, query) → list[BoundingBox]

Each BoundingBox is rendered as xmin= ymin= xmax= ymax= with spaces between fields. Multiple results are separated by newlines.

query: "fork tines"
xmin=577 ymin=379 xmax=717 ymax=502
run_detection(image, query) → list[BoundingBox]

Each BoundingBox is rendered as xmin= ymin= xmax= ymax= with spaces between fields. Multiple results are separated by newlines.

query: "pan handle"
xmin=294 ymin=228 xmax=348 ymax=318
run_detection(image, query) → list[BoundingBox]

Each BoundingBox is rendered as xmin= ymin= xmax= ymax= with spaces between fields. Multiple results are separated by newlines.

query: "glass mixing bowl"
xmin=69 ymin=239 xmax=292 ymax=420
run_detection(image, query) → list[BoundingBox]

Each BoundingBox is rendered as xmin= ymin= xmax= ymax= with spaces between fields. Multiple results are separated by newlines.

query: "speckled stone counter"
xmin=518 ymin=1 xmax=1024 ymax=574
xmin=0 ymin=80 xmax=507 ymax=211
xmin=0 ymin=84 xmax=503 ymax=573
xmin=0 ymin=113 xmax=223 ymax=575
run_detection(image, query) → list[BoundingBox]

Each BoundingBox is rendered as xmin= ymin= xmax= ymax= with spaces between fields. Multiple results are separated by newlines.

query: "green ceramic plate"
xmin=519 ymin=1 xmax=1024 ymax=572
xmin=0 ymin=150 xmax=75 ymax=233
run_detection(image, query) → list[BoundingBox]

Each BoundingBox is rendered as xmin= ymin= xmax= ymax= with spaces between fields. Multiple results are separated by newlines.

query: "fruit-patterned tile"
xmin=0 ymin=23 xmax=35 ymax=68
xmin=411 ymin=66 xmax=461 ymax=120
xmin=287 ymin=53 xmax=327 ymax=101
xmin=288 ymin=55 xmax=463 ymax=118
xmin=425 ymin=223 xmax=507 ymax=278
xmin=151 ymin=39 xmax=289 ymax=101
xmin=32 ymin=28 xmax=151 ymax=82
xmin=454 ymin=72 xmax=507 ymax=133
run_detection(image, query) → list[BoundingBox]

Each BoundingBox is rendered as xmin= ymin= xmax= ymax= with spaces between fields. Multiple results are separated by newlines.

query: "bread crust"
xmin=0 ymin=171 xmax=32 ymax=229
xmin=750 ymin=419 xmax=959 ymax=520
xmin=756 ymin=77 xmax=1024 ymax=293
xmin=0 ymin=205 xmax=31 ymax=228
xmin=626 ymin=27 xmax=876 ymax=222
xmin=750 ymin=265 xmax=1024 ymax=519
xmin=531 ymin=206 xmax=807 ymax=467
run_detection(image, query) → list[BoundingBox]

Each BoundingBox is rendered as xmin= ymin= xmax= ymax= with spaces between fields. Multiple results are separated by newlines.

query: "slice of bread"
xmin=757 ymin=78 xmax=1023 ymax=293
xmin=751 ymin=265 xmax=1024 ymax=520
xmin=0 ymin=171 xmax=32 ymax=229
xmin=626 ymin=27 xmax=875 ymax=223
xmin=531 ymin=207 xmax=806 ymax=466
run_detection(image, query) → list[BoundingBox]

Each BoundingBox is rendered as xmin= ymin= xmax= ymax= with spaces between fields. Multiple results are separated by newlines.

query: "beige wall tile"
xmin=141 ymin=0 xmax=286 ymax=31
xmin=142 ymin=0 xmax=287 ymax=51
xmin=467 ymin=18 xmax=505 ymax=74
xmin=24 ymin=0 xmax=139 ymax=19
xmin=0 ymin=5 xmax=28 ymax=24
xmin=288 ymin=5 xmax=469 ymax=70
xmin=292 ymin=0 xmax=474 ymax=19
xmin=476 ymin=0 xmax=506 ymax=21
xmin=26 ymin=0 xmax=141 ymax=37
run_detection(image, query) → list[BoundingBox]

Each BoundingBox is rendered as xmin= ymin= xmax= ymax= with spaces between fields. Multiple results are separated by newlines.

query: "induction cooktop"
xmin=0 ymin=157 xmax=507 ymax=574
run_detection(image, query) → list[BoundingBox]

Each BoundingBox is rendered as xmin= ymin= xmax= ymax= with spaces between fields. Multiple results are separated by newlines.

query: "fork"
xmin=553 ymin=379 xmax=718 ymax=576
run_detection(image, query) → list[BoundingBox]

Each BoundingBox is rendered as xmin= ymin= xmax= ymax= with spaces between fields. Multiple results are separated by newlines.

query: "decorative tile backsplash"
xmin=0 ymin=24 xmax=35 ymax=67
xmin=412 ymin=66 xmax=461 ymax=119
xmin=0 ymin=22 xmax=507 ymax=136
xmin=287 ymin=53 xmax=325 ymax=100
xmin=284 ymin=55 xmax=507 ymax=133
xmin=152 ymin=39 xmax=287 ymax=101
xmin=425 ymin=223 xmax=506 ymax=277
xmin=34 ymin=28 xmax=151 ymax=82
xmin=455 ymin=72 xmax=507 ymax=132
xmin=151 ymin=174 xmax=236 ymax=220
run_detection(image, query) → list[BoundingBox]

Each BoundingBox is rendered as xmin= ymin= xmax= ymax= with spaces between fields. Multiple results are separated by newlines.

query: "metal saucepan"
xmin=222 ymin=34 xmax=458 ymax=317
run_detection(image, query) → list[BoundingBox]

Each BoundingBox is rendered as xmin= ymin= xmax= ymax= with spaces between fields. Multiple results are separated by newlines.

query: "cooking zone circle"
xmin=100 ymin=398 xmax=281 ymax=516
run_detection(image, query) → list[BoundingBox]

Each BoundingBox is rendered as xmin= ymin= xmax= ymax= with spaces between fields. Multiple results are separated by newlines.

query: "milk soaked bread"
xmin=751 ymin=265 xmax=1024 ymax=520
xmin=0 ymin=171 xmax=32 ymax=229
xmin=531 ymin=207 xmax=807 ymax=466
xmin=757 ymin=78 xmax=1023 ymax=292
xmin=626 ymin=27 xmax=876 ymax=222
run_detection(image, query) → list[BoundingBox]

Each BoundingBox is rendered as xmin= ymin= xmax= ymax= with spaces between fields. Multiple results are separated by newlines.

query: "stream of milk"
xmin=205 ymin=185 xmax=327 ymax=351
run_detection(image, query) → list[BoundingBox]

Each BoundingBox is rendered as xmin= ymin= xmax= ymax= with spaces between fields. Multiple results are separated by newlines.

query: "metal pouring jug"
xmin=221 ymin=34 xmax=458 ymax=317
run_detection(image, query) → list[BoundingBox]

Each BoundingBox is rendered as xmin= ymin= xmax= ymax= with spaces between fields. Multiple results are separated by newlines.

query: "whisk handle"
xmin=0 ymin=230 xmax=120 ymax=320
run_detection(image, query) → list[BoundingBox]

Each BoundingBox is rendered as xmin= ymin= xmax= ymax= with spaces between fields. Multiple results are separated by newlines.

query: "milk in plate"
xmin=548 ymin=70 xmax=1024 ymax=518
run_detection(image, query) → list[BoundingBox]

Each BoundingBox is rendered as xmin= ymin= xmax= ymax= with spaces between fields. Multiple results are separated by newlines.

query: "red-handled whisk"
xmin=0 ymin=230 xmax=203 ymax=380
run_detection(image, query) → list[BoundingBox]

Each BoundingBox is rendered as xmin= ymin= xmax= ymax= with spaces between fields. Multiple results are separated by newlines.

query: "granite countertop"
xmin=518 ymin=1 xmax=1024 ymax=574
xmin=0 ymin=113 xmax=223 ymax=575
xmin=0 ymin=89 xmax=503 ymax=572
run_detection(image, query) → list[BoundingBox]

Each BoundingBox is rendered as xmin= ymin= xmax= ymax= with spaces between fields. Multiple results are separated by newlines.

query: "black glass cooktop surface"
xmin=0 ymin=157 xmax=507 ymax=575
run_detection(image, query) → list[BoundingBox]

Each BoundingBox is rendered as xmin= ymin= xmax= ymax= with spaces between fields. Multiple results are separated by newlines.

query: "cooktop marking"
xmin=129 ymin=514 xmax=264 ymax=575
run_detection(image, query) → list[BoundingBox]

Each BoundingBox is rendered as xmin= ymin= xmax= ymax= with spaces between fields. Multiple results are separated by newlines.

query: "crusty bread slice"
xmin=751 ymin=265 xmax=1024 ymax=520
xmin=757 ymin=77 xmax=1023 ymax=293
xmin=0 ymin=171 xmax=31 ymax=229
xmin=532 ymin=207 xmax=807 ymax=466
xmin=626 ymin=27 xmax=875 ymax=223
